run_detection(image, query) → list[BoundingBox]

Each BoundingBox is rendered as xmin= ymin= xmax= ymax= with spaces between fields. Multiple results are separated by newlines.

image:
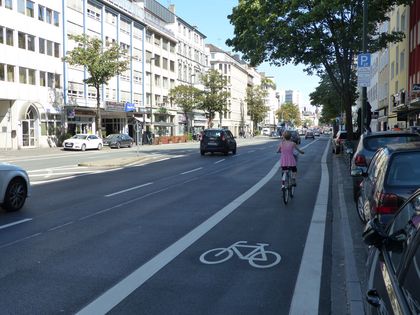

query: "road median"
xmin=78 ymin=156 xmax=152 ymax=167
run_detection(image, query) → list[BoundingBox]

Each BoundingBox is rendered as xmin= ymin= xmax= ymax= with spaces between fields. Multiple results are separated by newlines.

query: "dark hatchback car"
xmin=355 ymin=142 xmax=420 ymax=224
xmin=200 ymin=128 xmax=237 ymax=156
xmin=103 ymin=133 xmax=134 ymax=149
xmin=351 ymin=131 xmax=420 ymax=200
xmin=290 ymin=130 xmax=301 ymax=144
xmin=362 ymin=189 xmax=420 ymax=315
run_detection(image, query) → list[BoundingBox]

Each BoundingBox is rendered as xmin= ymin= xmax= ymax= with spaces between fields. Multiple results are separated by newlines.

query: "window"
xmin=5 ymin=0 xmax=12 ymax=9
xmin=163 ymin=77 xmax=168 ymax=89
xmin=154 ymin=55 xmax=160 ymax=67
xmin=154 ymin=35 xmax=161 ymax=46
xmin=53 ymin=11 xmax=59 ymax=26
xmin=19 ymin=67 xmax=27 ymax=84
xmin=170 ymin=60 xmax=175 ymax=72
xmin=6 ymin=28 xmax=13 ymax=46
xmin=47 ymin=72 xmax=54 ymax=88
xmin=87 ymin=3 xmax=100 ymax=21
xmin=26 ymin=0 xmax=34 ymax=17
xmin=155 ymin=75 xmax=160 ymax=87
xmin=162 ymin=57 xmax=168 ymax=70
xmin=400 ymin=50 xmax=405 ymax=71
xmin=46 ymin=8 xmax=52 ymax=24
xmin=54 ymin=43 xmax=60 ymax=58
xmin=27 ymin=34 xmax=34 ymax=51
xmin=39 ymin=38 xmax=45 ymax=54
xmin=0 ymin=26 xmax=3 ymax=44
xmin=7 ymin=65 xmax=14 ymax=81
xmin=18 ymin=32 xmax=26 ymax=49
xmin=106 ymin=11 xmax=116 ymax=25
xmin=47 ymin=40 xmax=53 ymax=56
xmin=396 ymin=46 xmax=399 ymax=75
xmin=0 ymin=63 xmax=4 ymax=81
xmin=391 ymin=62 xmax=395 ymax=80
xmin=18 ymin=0 xmax=25 ymax=14
xmin=38 ymin=5 xmax=44 ymax=21
xmin=55 ymin=74 xmax=60 ymax=88
xmin=28 ymin=68 xmax=35 ymax=85
xmin=39 ymin=71 xmax=46 ymax=86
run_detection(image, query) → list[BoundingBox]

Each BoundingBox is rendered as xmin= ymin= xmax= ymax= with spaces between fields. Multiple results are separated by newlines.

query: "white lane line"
xmin=76 ymin=160 xmax=280 ymax=315
xmin=0 ymin=233 xmax=42 ymax=249
xmin=0 ymin=218 xmax=33 ymax=230
xmin=105 ymin=182 xmax=153 ymax=197
xmin=289 ymin=139 xmax=330 ymax=315
xmin=48 ymin=221 xmax=74 ymax=231
xmin=214 ymin=159 xmax=225 ymax=164
xmin=180 ymin=167 xmax=202 ymax=175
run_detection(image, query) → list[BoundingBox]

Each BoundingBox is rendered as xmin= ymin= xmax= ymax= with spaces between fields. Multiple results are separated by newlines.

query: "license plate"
xmin=207 ymin=142 xmax=217 ymax=146
xmin=65 ymin=143 xmax=72 ymax=147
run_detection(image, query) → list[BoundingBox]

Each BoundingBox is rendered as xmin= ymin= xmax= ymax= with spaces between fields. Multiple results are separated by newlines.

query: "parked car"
xmin=305 ymin=130 xmax=315 ymax=139
xmin=63 ymin=134 xmax=103 ymax=151
xmin=354 ymin=142 xmax=420 ymax=224
xmin=0 ymin=163 xmax=31 ymax=212
xmin=362 ymin=188 xmax=420 ymax=315
xmin=313 ymin=129 xmax=321 ymax=137
xmin=103 ymin=133 xmax=134 ymax=149
xmin=290 ymin=130 xmax=301 ymax=144
xmin=331 ymin=130 xmax=347 ymax=154
xmin=200 ymin=128 xmax=237 ymax=156
xmin=350 ymin=131 xmax=420 ymax=200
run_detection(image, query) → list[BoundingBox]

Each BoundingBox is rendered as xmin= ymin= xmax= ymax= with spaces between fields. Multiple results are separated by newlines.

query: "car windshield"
xmin=106 ymin=134 xmax=119 ymax=139
xmin=387 ymin=152 xmax=420 ymax=186
xmin=204 ymin=130 xmax=222 ymax=137
xmin=72 ymin=135 xmax=87 ymax=139
xmin=365 ymin=135 xmax=420 ymax=151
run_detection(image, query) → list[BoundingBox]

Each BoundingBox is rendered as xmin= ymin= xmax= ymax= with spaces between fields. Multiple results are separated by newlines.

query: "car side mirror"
xmin=362 ymin=218 xmax=387 ymax=248
xmin=351 ymin=168 xmax=367 ymax=177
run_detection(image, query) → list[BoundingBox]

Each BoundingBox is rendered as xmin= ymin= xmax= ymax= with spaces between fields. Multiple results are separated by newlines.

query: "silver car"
xmin=0 ymin=163 xmax=31 ymax=212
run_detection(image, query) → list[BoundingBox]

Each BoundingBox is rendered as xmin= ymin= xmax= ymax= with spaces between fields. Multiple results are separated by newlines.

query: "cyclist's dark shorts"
xmin=282 ymin=166 xmax=297 ymax=172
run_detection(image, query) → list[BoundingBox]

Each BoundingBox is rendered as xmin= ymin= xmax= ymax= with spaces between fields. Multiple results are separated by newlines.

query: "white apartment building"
xmin=166 ymin=7 xmax=208 ymax=135
xmin=262 ymin=75 xmax=278 ymax=128
xmin=207 ymin=44 xmax=251 ymax=136
xmin=367 ymin=51 xmax=379 ymax=131
xmin=0 ymin=0 xmax=63 ymax=149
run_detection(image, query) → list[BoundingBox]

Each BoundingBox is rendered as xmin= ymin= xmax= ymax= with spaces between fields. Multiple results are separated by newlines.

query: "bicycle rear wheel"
xmin=282 ymin=172 xmax=289 ymax=204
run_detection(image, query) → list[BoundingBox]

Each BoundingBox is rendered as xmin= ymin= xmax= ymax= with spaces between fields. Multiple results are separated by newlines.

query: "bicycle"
xmin=199 ymin=241 xmax=281 ymax=268
xmin=281 ymin=167 xmax=295 ymax=204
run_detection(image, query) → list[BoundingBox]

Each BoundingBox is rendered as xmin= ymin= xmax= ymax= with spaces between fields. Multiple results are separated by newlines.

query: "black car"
xmin=103 ymin=134 xmax=134 ymax=149
xmin=290 ymin=130 xmax=301 ymax=144
xmin=200 ymin=128 xmax=237 ymax=156
xmin=362 ymin=189 xmax=420 ymax=315
xmin=350 ymin=131 xmax=420 ymax=200
xmin=354 ymin=142 xmax=420 ymax=224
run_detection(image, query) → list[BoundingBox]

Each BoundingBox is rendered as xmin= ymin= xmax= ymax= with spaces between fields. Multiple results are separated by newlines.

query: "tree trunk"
xmin=96 ymin=86 xmax=102 ymax=138
xmin=343 ymin=95 xmax=354 ymax=140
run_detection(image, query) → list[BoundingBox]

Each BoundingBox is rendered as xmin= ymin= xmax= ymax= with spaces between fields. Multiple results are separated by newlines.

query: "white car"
xmin=0 ymin=163 xmax=31 ymax=212
xmin=63 ymin=134 xmax=103 ymax=151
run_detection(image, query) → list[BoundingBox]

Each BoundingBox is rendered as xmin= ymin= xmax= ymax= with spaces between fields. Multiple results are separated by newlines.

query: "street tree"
xmin=199 ymin=70 xmax=230 ymax=128
xmin=227 ymin=0 xmax=412 ymax=140
xmin=246 ymin=85 xmax=269 ymax=133
xmin=310 ymin=73 xmax=344 ymax=124
xmin=169 ymin=85 xmax=202 ymax=134
xmin=63 ymin=34 xmax=129 ymax=137
xmin=275 ymin=103 xmax=301 ymax=127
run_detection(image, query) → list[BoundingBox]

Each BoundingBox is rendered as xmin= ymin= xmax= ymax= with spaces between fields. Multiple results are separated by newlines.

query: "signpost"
xmin=357 ymin=53 xmax=371 ymax=88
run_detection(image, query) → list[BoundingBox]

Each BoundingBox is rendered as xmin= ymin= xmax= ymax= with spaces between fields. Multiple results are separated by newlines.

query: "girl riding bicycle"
xmin=277 ymin=130 xmax=304 ymax=189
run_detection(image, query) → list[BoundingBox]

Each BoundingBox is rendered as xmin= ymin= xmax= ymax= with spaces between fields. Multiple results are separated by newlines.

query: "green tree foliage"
xmin=169 ymin=84 xmax=202 ymax=134
xmin=246 ymin=85 xmax=270 ymax=132
xmin=198 ymin=70 xmax=230 ymax=128
xmin=63 ymin=34 xmax=129 ymax=137
xmin=310 ymin=73 xmax=344 ymax=124
xmin=227 ymin=0 xmax=412 ymax=139
xmin=275 ymin=103 xmax=301 ymax=127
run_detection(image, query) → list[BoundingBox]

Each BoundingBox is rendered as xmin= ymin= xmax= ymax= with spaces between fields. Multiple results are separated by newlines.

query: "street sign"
xmin=358 ymin=53 xmax=371 ymax=67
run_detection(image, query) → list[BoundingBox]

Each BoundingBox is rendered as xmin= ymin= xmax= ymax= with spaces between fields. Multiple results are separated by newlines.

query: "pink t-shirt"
xmin=280 ymin=140 xmax=296 ymax=167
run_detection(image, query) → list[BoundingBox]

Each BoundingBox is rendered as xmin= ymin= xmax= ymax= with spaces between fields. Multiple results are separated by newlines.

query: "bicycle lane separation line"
xmin=288 ymin=139 xmax=330 ymax=315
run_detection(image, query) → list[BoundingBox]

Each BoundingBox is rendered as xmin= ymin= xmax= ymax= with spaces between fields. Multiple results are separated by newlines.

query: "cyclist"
xmin=277 ymin=130 xmax=304 ymax=189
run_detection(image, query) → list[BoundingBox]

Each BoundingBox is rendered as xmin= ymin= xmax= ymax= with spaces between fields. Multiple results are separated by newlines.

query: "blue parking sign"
xmin=358 ymin=53 xmax=371 ymax=67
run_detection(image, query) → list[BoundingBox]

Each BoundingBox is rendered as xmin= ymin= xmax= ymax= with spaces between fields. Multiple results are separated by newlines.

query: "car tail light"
xmin=375 ymin=193 xmax=399 ymax=214
xmin=354 ymin=154 xmax=367 ymax=166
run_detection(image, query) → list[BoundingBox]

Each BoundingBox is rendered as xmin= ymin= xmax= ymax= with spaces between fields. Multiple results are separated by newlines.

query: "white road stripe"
xmin=48 ymin=221 xmax=74 ymax=231
xmin=180 ymin=167 xmax=202 ymax=175
xmin=76 ymin=158 xmax=280 ymax=315
xmin=214 ymin=159 xmax=225 ymax=164
xmin=105 ymin=182 xmax=153 ymax=197
xmin=289 ymin=139 xmax=329 ymax=315
xmin=0 ymin=218 xmax=33 ymax=230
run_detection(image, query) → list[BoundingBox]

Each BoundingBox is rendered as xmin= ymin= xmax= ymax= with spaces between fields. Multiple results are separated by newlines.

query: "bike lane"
xmin=91 ymin=140 xmax=329 ymax=315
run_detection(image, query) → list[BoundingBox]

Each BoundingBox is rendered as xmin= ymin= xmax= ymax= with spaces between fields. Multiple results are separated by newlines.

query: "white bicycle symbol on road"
xmin=199 ymin=241 xmax=281 ymax=269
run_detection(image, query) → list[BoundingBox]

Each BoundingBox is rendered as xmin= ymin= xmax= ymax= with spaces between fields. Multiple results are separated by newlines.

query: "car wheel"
xmin=232 ymin=147 xmax=237 ymax=155
xmin=81 ymin=144 xmax=86 ymax=151
xmin=3 ymin=177 xmax=27 ymax=212
xmin=335 ymin=145 xmax=340 ymax=154
xmin=356 ymin=194 xmax=366 ymax=223
xmin=200 ymin=150 xmax=205 ymax=156
xmin=128 ymin=141 xmax=133 ymax=148
xmin=117 ymin=142 xmax=121 ymax=149
xmin=98 ymin=143 xmax=102 ymax=150
xmin=224 ymin=150 xmax=229 ymax=156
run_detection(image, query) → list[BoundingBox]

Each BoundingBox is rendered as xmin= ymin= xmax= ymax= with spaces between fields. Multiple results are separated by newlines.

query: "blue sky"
xmin=161 ymin=0 xmax=320 ymax=108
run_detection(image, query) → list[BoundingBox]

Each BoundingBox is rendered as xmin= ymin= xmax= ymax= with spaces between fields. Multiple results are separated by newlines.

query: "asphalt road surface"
xmin=0 ymin=137 xmax=337 ymax=314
